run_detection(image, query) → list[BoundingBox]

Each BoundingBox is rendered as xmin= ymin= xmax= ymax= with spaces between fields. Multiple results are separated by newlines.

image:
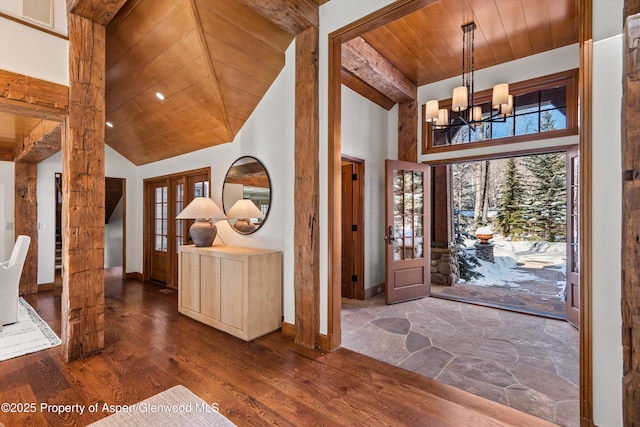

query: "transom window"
xmin=423 ymin=69 xmax=578 ymax=154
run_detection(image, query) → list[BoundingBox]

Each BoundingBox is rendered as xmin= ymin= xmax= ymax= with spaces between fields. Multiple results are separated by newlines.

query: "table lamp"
xmin=176 ymin=197 xmax=227 ymax=246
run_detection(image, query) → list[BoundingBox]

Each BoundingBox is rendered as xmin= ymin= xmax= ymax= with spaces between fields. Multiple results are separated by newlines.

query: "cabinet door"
xmin=180 ymin=252 xmax=200 ymax=312
xmin=220 ymin=258 xmax=245 ymax=330
xmin=200 ymin=256 xmax=221 ymax=320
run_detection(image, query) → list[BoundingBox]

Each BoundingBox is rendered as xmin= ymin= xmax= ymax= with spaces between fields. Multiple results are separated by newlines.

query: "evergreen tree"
xmin=495 ymin=158 xmax=526 ymax=238
xmin=524 ymin=152 xmax=566 ymax=242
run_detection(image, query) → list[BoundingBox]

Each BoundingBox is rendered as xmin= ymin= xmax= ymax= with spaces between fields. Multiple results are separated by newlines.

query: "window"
xmin=423 ymin=69 xmax=578 ymax=154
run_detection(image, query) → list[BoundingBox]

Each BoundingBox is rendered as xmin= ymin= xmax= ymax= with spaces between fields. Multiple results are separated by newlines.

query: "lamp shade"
xmin=176 ymin=197 xmax=226 ymax=220
xmin=452 ymin=86 xmax=468 ymax=112
xmin=492 ymin=83 xmax=510 ymax=109
xmin=227 ymin=199 xmax=264 ymax=220
xmin=424 ymin=100 xmax=439 ymax=122
xmin=436 ymin=108 xmax=449 ymax=127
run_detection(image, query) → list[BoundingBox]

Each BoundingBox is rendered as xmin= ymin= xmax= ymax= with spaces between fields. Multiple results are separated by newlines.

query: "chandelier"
xmin=424 ymin=22 xmax=513 ymax=130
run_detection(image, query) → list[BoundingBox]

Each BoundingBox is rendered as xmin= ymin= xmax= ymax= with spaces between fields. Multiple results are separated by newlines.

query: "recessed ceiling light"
xmin=155 ymin=92 xmax=165 ymax=100
xmin=106 ymin=121 xmax=114 ymax=128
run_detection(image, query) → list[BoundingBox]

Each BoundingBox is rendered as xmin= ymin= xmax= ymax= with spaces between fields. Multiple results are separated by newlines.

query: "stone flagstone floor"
xmin=341 ymin=295 xmax=579 ymax=427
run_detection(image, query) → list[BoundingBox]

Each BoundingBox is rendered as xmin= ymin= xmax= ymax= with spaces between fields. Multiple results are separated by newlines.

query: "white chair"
xmin=0 ymin=235 xmax=31 ymax=327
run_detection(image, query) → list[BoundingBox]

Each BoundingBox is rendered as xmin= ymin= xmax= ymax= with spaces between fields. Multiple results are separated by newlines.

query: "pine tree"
xmin=495 ymin=158 xmax=526 ymax=238
xmin=524 ymin=152 xmax=566 ymax=242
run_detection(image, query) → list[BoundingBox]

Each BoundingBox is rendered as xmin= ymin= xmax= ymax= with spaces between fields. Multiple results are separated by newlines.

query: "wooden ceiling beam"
xmin=13 ymin=120 xmax=61 ymax=163
xmin=234 ymin=0 xmax=318 ymax=34
xmin=342 ymin=36 xmax=416 ymax=104
xmin=0 ymin=70 xmax=68 ymax=121
xmin=341 ymin=68 xmax=395 ymax=110
xmin=0 ymin=149 xmax=12 ymax=161
xmin=67 ymin=0 xmax=129 ymax=26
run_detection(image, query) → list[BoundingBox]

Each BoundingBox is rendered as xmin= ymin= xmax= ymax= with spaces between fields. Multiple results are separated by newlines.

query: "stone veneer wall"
xmin=430 ymin=247 xmax=459 ymax=286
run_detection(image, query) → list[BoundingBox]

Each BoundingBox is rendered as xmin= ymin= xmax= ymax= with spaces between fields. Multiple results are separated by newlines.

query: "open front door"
xmin=385 ymin=160 xmax=430 ymax=304
xmin=566 ymin=146 xmax=580 ymax=327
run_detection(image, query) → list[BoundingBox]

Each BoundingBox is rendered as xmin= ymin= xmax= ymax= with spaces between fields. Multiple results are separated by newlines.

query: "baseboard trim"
xmin=38 ymin=282 xmax=55 ymax=292
xmin=281 ymin=321 xmax=295 ymax=338
xmin=124 ymin=272 xmax=143 ymax=281
xmin=365 ymin=283 xmax=385 ymax=299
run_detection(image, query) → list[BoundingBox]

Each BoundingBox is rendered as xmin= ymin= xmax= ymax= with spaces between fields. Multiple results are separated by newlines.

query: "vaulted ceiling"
xmin=1 ymin=0 xmax=579 ymax=164
xmin=104 ymin=0 xmax=294 ymax=165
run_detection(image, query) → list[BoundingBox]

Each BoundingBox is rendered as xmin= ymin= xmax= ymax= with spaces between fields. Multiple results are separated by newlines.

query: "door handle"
xmin=388 ymin=226 xmax=395 ymax=245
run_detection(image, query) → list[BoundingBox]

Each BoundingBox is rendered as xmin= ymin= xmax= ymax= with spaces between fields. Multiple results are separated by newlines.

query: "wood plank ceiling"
xmin=342 ymin=0 xmax=579 ymax=109
xmin=1 ymin=0 xmax=579 ymax=164
xmin=104 ymin=0 xmax=293 ymax=165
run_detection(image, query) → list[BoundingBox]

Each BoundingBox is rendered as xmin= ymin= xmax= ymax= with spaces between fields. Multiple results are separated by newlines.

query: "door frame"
xmin=143 ymin=167 xmax=211 ymax=287
xmin=341 ymin=156 xmax=365 ymax=300
xmin=326 ymin=0 xmax=593 ymax=422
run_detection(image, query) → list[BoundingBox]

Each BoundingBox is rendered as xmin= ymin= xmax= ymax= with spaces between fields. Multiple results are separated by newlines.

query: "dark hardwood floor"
xmin=0 ymin=269 xmax=556 ymax=426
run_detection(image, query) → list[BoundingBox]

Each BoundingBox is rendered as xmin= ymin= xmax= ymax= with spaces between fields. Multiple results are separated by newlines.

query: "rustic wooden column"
xmin=622 ymin=3 xmax=640 ymax=424
xmin=61 ymin=13 xmax=106 ymax=361
xmin=13 ymin=162 xmax=38 ymax=295
xmin=398 ymin=100 xmax=417 ymax=162
xmin=294 ymin=26 xmax=320 ymax=349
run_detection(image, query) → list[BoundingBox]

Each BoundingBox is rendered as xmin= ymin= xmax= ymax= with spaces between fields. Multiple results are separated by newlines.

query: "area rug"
xmin=0 ymin=298 xmax=61 ymax=361
xmin=88 ymin=385 xmax=235 ymax=426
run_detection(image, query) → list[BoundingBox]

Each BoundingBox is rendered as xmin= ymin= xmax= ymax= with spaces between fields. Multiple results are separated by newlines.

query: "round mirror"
xmin=222 ymin=156 xmax=271 ymax=234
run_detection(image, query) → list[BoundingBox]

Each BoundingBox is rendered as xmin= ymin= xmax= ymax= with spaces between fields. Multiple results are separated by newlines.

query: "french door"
xmin=144 ymin=168 xmax=210 ymax=288
xmin=385 ymin=160 xmax=430 ymax=304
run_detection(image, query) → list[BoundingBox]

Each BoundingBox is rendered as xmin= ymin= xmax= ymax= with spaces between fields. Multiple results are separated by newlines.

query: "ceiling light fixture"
xmin=106 ymin=121 xmax=114 ymax=128
xmin=424 ymin=22 xmax=513 ymax=130
xmin=155 ymin=92 xmax=165 ymax=100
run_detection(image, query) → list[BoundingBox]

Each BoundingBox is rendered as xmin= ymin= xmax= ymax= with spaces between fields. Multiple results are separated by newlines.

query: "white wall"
xmin=0 ymin=161 xmax=15 ymax=261
xmin=105 ymin=198 xmax=123 ymax=268
xmin=341 ymin=85 xmax=392 ymax=290
xmin=592 ymin=33 xmax=624 ymax=427
xmin=0 ymin=16 xmax=67 ymax=85
xmin=136 ymin=40 xmax=296 ymax=323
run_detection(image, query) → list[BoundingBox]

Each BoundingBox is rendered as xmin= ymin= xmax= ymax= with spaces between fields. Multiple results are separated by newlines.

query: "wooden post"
xmin=622 ymin=3 xmax=640 ymax=424
xmin=61 ymin=13 xmax=106 ymax=361
xmin=13 ymin=162 xmax=38 ymax=295
xmin=294 ymin=26 xmax=320 ymax=349
xmin=431 ymin=165 xmax=452 ymax=247
xmin=398 ymin=100 xmax=417 ymax=162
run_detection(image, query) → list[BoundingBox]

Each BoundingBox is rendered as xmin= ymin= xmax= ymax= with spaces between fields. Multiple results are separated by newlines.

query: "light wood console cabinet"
xmin=178 ymin=245 xmax=282 ymax=341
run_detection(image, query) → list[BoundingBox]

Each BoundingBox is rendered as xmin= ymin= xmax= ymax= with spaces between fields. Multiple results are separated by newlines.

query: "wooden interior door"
xmin=566 ymin=146 xmax=580 ymax=327
xmin=385 ymin=160 xmax=430 ymax=304
xmin=150 ymin=181 xmax=169 ymax=284
xmin=341 ymin=163 xmax=355 ymax=299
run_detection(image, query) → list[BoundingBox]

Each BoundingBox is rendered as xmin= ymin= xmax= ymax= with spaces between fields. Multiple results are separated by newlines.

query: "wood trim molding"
xmin=124 ymin=272 xmax=143 ymax=281
xmin=281 ymin=321 xmax=295 ymax=338
xmin=0 ymin=11 xmax=68 ymax=40
xmin=579 ymin=0 xmax=593 ymax=424
xmin=329 ymin=3 xmax=595 ymax=425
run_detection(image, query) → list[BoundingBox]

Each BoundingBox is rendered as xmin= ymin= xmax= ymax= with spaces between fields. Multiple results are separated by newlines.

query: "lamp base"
xmin=233 ymin=218 xmax=256 ymax=233
xmin=190 ymin=220 xmax=217 ymax=247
